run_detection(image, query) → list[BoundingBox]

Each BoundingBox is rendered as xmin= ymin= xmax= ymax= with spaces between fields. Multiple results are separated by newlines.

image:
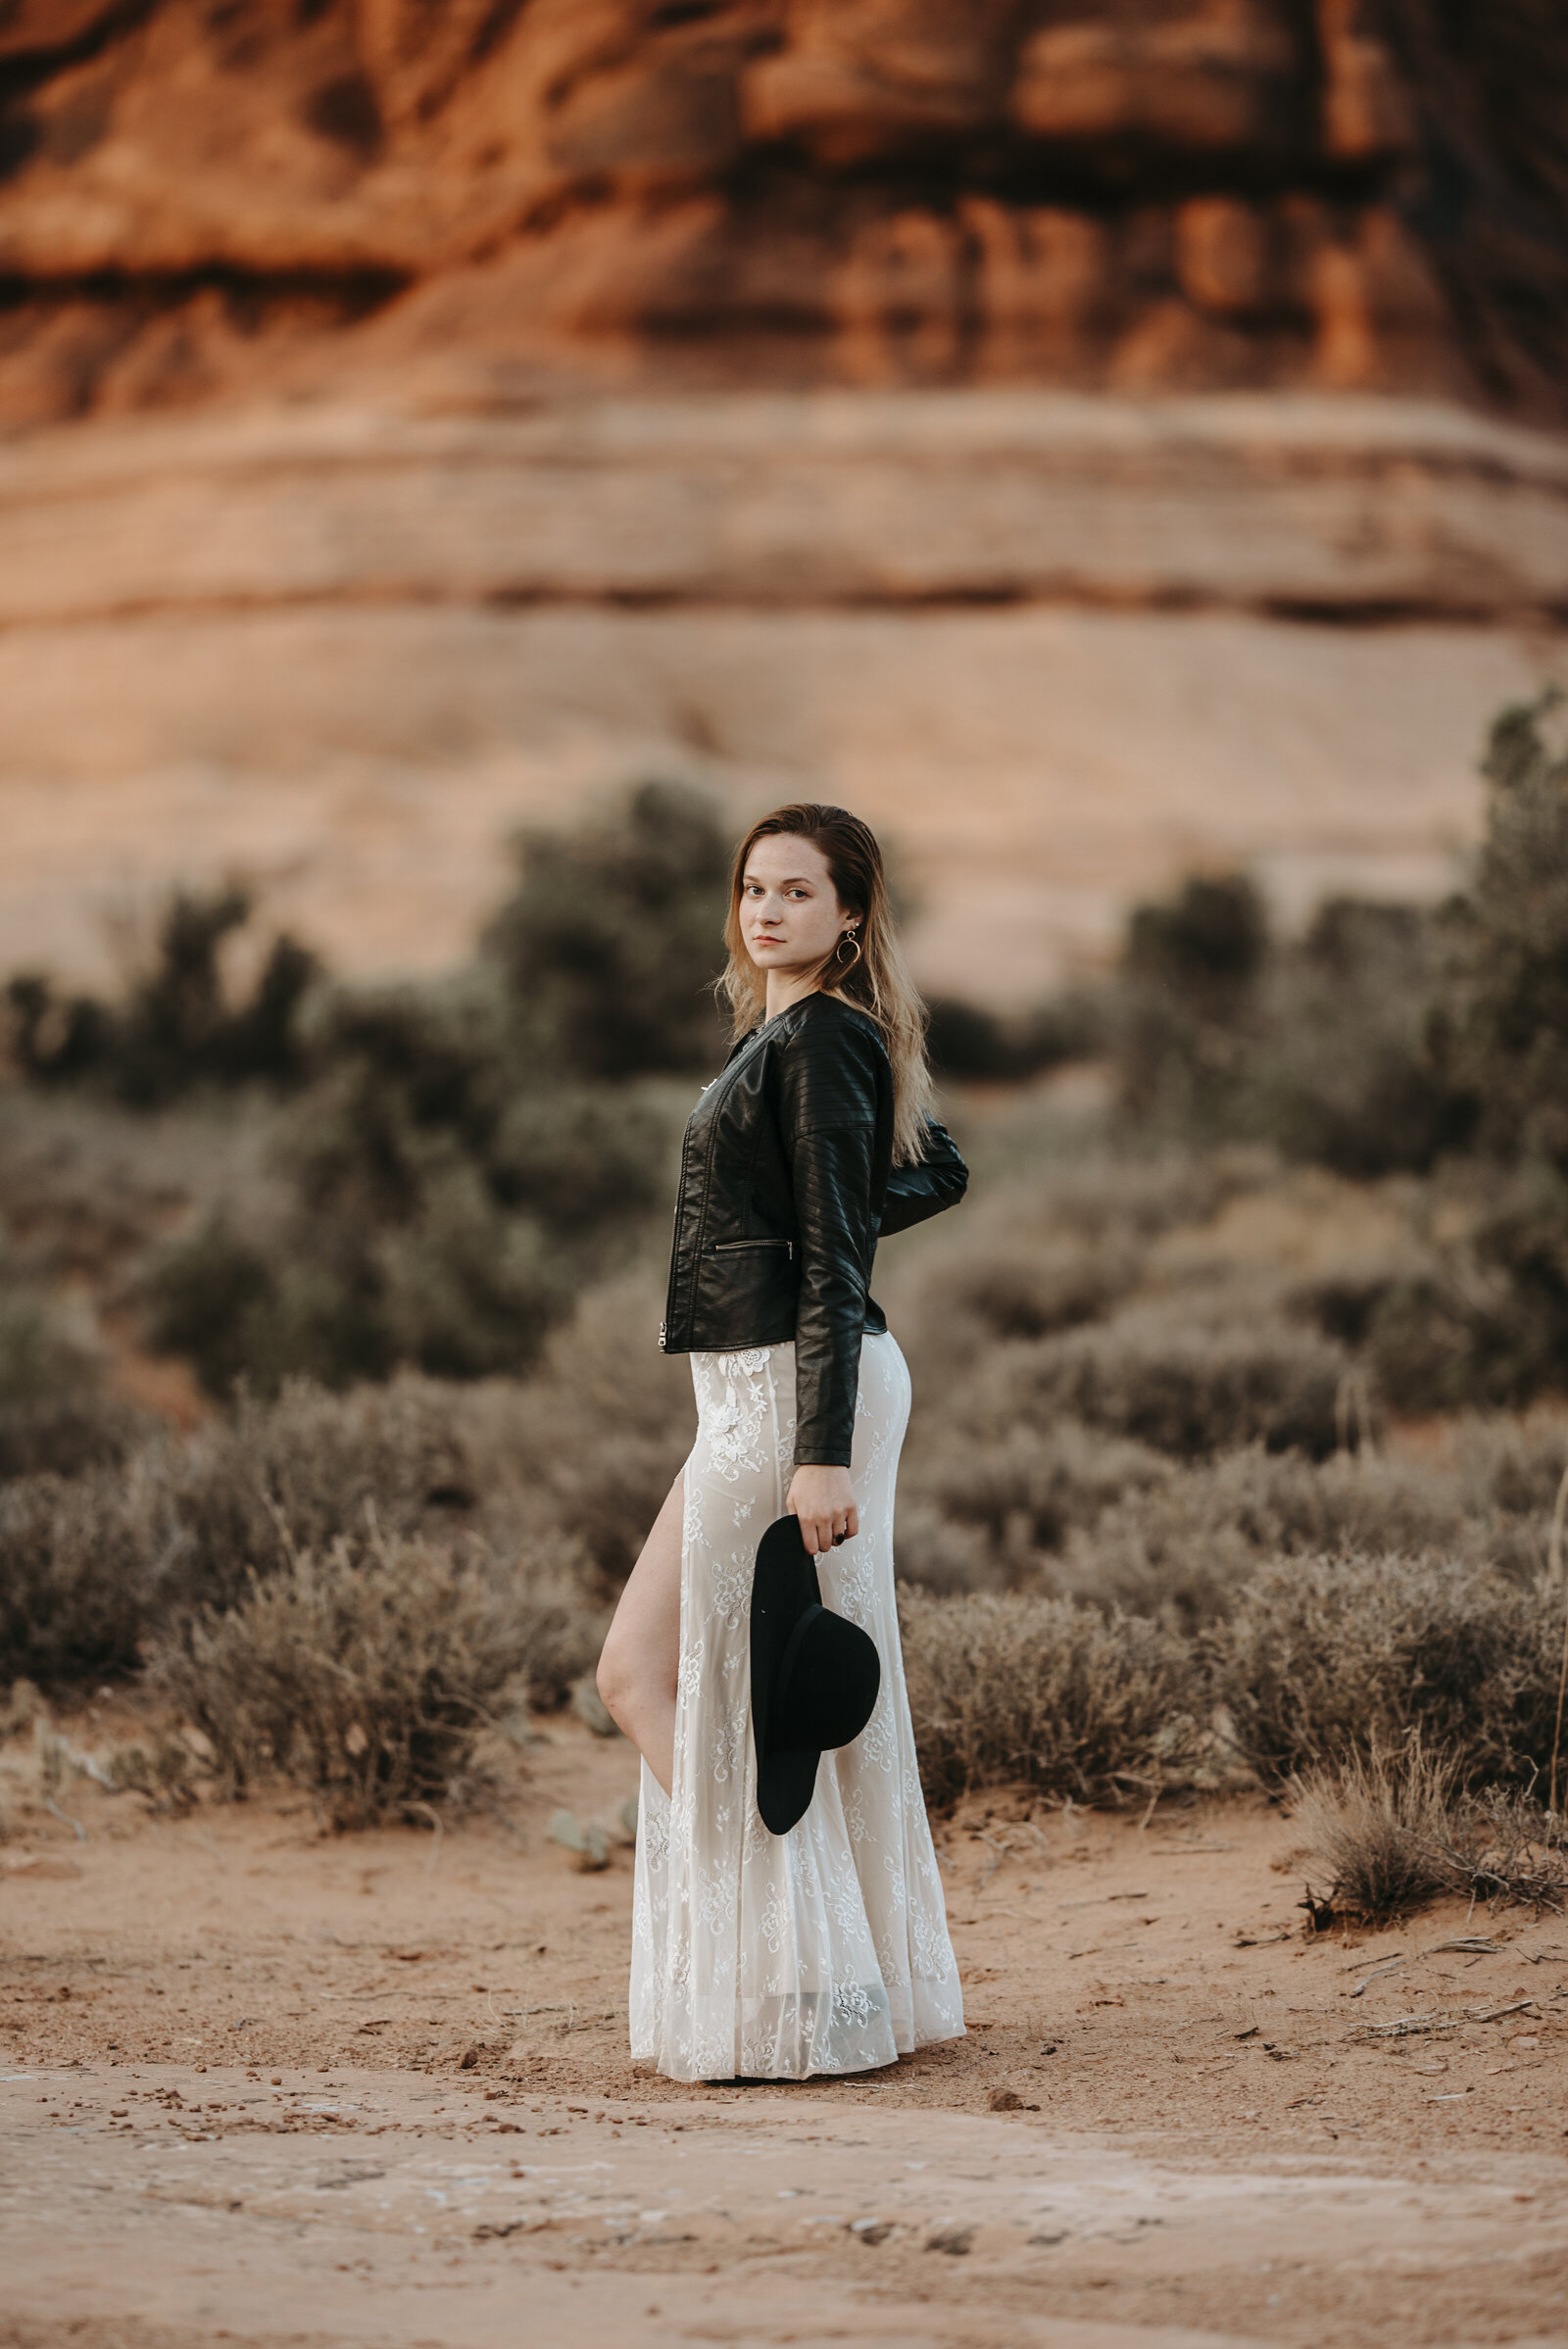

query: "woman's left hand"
xmin=786 ymin=1465 xmax=858 ymax=1556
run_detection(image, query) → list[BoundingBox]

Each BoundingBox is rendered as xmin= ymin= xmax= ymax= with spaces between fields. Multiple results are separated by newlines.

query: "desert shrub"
xmin=482 ymin=779 xmax=731 ymax=1077
xmin=457 ymin=1273 xmax=696 ymax=1590
xmin=914 ymin=1237 xmax=1143 ymax=1349
xmin=0 ymin=1286 xmax=150 ymax=1480
xmin=1438 ymin=687 xmax=1568 ymax=1169
xmin=892 ymin=1502 xmax=1001 ymax=1595
xmin=144 ymin=966 xmax=674 ymax=1396
xmin=1368 ymin=1162 xmax=1568 ymax=1414
xmin=4 ymin=887 xmax=318 ymax=1105
xmin=2 ymin=1267 xmax=694 ymax=1691
xmin=925 ymin=992 xmax=1105 ymax=1083
xmin=1210 ymin=1552 xmax=1566 ymax=1786
xmin=1116 ymin=874 xmax=1270 ymax=1131
xmin=905 ymin=1420 xmax=1167 ymax=1588
xmin=0 ymin=1394 xmax=151 ymax=1483
xmin=145 ymin=1374 xmax=491 ymax=1618
xmin=0 ymin=1467 xmax=157 ymax=1686
xmin=898 ymin=1588 xmax=1200 ymax=1806
xmin=1452 ymin=1406 xmax=1568 ymax=1523
xmin=150 ymin=1527 xmax=595 ymax=1824
xmin=1057 ymin=1446 xmax=1493 ymax=1628
xmin=969 ymin=1307 xmax=1348 ymax=1460
xmin=1441 ymin=1785 xmax=1568 ymax=1910
xmin=1115 ymin=868 xmax=1465 ymax=1178
xmin=1244 ymin=901 xmax=1466 ymax=1180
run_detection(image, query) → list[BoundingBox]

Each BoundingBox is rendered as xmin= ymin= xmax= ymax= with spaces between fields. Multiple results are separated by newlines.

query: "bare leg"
xmin=596 ymin=1468 xmax=683 ymax=1796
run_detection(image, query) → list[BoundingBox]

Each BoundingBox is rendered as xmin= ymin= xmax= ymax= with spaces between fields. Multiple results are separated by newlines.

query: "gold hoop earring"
xmin=835 ymin=931 xmax=862 ymax=970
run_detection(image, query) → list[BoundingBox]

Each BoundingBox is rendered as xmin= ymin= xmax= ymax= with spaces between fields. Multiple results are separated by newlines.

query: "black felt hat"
xmin=750 ymin=1513 xmax=881 ymax=1836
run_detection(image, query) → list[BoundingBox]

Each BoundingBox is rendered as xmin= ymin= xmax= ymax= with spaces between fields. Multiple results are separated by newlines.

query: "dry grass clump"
xmin=1442 ymin=1785 xmax=1568 ymax=1911
xmin=1292 ymin=1746 xmax=1568 ymax=1925
xmin=897 ymin=1588 xmax=1199 ymax=1807
xmin=1210 ymin=1553 xmax=1566 ymax=1786
xmin=1290 ymin=1744 xmax=1460 ymax=1924
xmin=150 ymin=1526 xmax=596 ymax=1826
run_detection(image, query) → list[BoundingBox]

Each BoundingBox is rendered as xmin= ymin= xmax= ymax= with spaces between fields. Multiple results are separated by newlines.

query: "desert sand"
xmin=3 ymin=1711 xmax=1565 ymax=2349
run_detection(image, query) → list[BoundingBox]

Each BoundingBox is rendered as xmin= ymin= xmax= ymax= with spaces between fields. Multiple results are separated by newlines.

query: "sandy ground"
xmin=2 ymin=1715 xmax=1566 ymax=2349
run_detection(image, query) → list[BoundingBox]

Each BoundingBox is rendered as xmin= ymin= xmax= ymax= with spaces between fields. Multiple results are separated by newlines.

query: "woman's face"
xmin=739 ymin=833 xmax=856 ymax=980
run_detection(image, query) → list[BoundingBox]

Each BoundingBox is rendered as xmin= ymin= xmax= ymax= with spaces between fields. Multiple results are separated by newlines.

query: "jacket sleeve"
xmin=877 ymin=1116 xmax=969 ymax=1239
xmin=776 ymin=1019 xmax=885 ymax=1469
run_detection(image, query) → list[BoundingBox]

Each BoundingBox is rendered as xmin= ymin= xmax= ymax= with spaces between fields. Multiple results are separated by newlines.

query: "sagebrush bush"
xmin=1056 ymin=1446 xmax=1495 ymax=1629
xmin=151 ymin=1527 xmax=596 ymax=1824
xmin=897 ymin=1588 xmax=1200 ymax=1806
xmin=147 ymin=1373 xmax=489 ymax=1615
xmin=904 ymin=1419 xmax=1167 ymax=1587
xmin=1452 ymin=1406 xmax=1568 ymax=1523
xmin=1210 ymin=1553 xmax=1566 ymax=1786
xmin=0 ymin=1467 xmax=156 ymax=1685
xmin=0 ymin=1284 xmax=152 ymax=1481
xmin=457 ymin=1273 xmax=695 ymax=1589
xmin=965 ymin=1308 xmax=1348 ymax=1461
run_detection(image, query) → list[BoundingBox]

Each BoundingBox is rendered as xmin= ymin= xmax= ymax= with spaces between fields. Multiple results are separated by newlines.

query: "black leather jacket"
xmin=660 ymin=993 xmax=968 ymax=1466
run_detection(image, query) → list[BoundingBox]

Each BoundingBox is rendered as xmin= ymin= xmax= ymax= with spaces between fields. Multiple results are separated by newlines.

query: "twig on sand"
xmin=1350 ymin=2012 xmax=1459 ymax=2040
xmin=1349 ymin=1968 xmax=1405 ymax=1997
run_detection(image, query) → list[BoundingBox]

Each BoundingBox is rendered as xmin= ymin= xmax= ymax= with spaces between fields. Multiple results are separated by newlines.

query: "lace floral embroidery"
xmin=628 ymin=1332 xmax=964 ymax=2083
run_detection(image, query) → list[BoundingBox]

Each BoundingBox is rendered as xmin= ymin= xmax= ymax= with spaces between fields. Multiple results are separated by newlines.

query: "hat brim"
xmin=757 ymin=1746 xmax=820 ymax=1836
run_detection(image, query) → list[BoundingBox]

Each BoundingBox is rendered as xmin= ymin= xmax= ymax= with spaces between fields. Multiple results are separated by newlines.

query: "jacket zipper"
xmin=711 ymin=1239 xmax=794 ymax=1259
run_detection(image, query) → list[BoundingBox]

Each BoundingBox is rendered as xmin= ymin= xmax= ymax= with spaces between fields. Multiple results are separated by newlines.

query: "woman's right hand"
xmin=786 ymin=1464 xmax=858 ymax=1555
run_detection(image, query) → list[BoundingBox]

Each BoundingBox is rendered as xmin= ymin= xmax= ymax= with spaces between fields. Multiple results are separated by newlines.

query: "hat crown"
xmin=770 ymin=1605 xmax=880 ymax=1755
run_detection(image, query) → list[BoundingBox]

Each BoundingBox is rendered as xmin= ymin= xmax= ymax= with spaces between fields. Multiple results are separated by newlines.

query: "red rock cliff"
xmin=0 ymin=0 xmax=1564 ymax=425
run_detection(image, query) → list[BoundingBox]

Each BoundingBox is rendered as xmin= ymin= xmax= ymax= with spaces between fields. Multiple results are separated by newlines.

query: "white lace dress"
xmin=629 ymin=1330 xmax=965 ymax=2082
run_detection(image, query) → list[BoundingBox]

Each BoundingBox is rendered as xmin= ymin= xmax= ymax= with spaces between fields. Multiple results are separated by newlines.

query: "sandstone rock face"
xmin=0 ymin=1 xmax=1562 ymax=423
xmin=1 ymin=388 xmax=1562 ymax=1003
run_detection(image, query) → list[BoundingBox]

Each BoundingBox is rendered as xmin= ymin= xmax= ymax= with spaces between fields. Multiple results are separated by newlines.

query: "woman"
xmin=597 ymin=803 xmax=969 ymax=2084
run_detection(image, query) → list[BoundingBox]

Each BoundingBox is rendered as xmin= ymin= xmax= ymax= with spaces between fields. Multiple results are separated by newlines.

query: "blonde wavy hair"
xmin=718 ymin=803 xmax=935 ymax=1164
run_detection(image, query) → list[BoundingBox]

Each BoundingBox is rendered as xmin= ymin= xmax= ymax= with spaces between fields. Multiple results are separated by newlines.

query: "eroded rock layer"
xmin=2 ymin=389 xmax=1563 ymax=1000
xmin=0 ymin=0 xmax=1564 ymax=423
